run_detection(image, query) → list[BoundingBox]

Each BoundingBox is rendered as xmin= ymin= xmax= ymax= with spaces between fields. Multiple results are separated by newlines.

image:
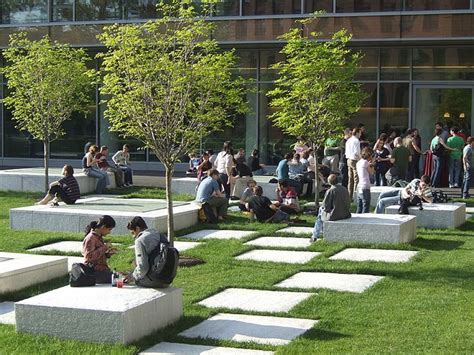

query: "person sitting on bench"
xmin=195 ymin=169 xmax=228 ymax=222
xmin=247 ymin=186 xmax=289 ymax=223
xmin=36 ymin=165 xmax=80 ymax=206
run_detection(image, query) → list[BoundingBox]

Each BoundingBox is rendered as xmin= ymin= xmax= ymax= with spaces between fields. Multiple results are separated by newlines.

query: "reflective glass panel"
xmin=53 ymin=0 xmax=74 ymax=22
xmin=404 ymin=0 xmax=470 ymax=10
xmin=234 ymin=50 xmax=258 ymax=79
xmin=336 ymin=0 xmax=401 ymax=12
xmin=304 ymin=0 xmax=333 ymax=13
xmin=126 ymin=0 xmax=158 ymax=19
xmin=380 ymin=48 xmax=411 ymax=80
xmin=345 ymin=83 xmax=377 ymax=143
xmin=379 ymin=83 xmax=409 ymax=138
xmin=259 ymin=50 xmax=284 ymax=82
xmin=1 ymin=0 xmax=48 ymax=24
xmin=355 ymin=48 xmax=378 ymax=81
xmin=214 ymin=0 xmax=240 ymax=16
xmin=76 ymin=0 xmax=123 ymax=21
xmin=243 ymin=0 xmax=301 ymax=16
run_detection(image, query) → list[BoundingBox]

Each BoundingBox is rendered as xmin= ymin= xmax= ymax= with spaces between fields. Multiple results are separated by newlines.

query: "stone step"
xmin=235 ymin=249 xmax=321 ymax=264
xmin=141 ymin=342 xmax=274 ymax=354
xmin=329 ymin=248 xmax=418 ymax=263
xmin=180 ymin=229 xmax=256 ymax=240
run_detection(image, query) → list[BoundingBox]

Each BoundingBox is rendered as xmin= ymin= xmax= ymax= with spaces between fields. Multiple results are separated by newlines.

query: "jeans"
xmin=312 ymin=206 xmax=324 ymax=240
xmin=218 ymin=173 xmax=230 ymax=199
xmin=431 ymin=155 xmax=442 ymax=187
xmin=375 ymin=170 xmax=387 ymax=186
xmin=375 ymin=189 xmax=401 ymax=214
xmin=271 ymin=209 xmax=289 ymax=223
xmin=84 ymin=167 xmax=109 ymax=194
xmin=49 ymin=185 xmax=74 ymax=204
xmin=253 ymin=167 xmax=270 ymax=176
xmin=462 ymin=167 xmax=471 ymax=198
xmin=207 ymin=195 xmax=229 ymax=218
xmin=340 ymin=160 xmax=348 ymax=188
xmin=356 ymin=188 xmax=371 ymax=213
xmin=119 ymin=165 xmax=133 ymax=185
xmin=449 ymin=158 xmax=461 ymax=187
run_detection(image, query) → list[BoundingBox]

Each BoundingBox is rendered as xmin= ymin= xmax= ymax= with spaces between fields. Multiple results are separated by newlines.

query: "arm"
xmin=112 ymin=151 xmax=120 ymax=165
xmin=411 ymin=141 xmax=423 ymax=154
xmin=440 ymin=138 xmax=455 ymax=151
xmin=83 ymin=237 xmax=108 ymax=262
xmin=132 ymin=240 xmax=149 ymax=281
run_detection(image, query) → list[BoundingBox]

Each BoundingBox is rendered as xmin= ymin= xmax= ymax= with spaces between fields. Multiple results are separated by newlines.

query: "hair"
xmin=467 ymin=136 xmax=474 ymax=144
xmin=206 ymin=149 xmax=214 ymax=156
xmin=352 ymin=128 xmax=361 ymax=136
xmin=451 ymin=126 xmax=459 ymax=134
xmin=222 ymin=141 xmax=233 ymax=155
xmin=202 ymin=152 xmax=209 ymax=157
xmin=100 ymin=145 xmax=108 ymax=152
xmin=361 ymin=147 xmax=373 ymax=160
xmin=393 ymin=137 xmax=402 ymax=146
xmin=344 ymin=127 xmax=352 ymax=136
xmin=89 ymin=144 xmax=98 ymax=153
xmin=208 ymin=168 xmax=219 ymax=177
xmin=85 ymin=215 xmax=116 ymax=236
xmin=247 ymin=179 xmax=257 ymax=187
xmin=435 ymin=122 xmax=443 ymax=128
xmin=63 ymin=165 xmax=74 ymax=177
xmin=420 ymin=175 xmax=431 ymax=185
xmin=278 ymin=179 xmax=289 ymax=188
xmin=127 ymin=216 xmax=148 ymax=231
xmin=123 ymin=144 xmax=130 ymax=151
xmin=328 ymin=174 xmax=337 ymax=186
xmin=405 ymin=128 xmax=413 ymax=136
xmin=293 ymin=153 xmax=300 ymax=160
xmin=254 ymin=185 xmax=263 ymax=196
xmin=357 ymin=123 xmax=365 ymax=129
xmin=84 ymin=142 xmax=93 ymax=154
xmin=302 ymin=150 xmax=311 ymax=160
xmin=252 ymin=149 xmax=259 ymax=157
xmin=434 ymin=128 xmax=442 ymax=136
xmin=378 ymin=133 xmax=387 ymax=142
xmin=284 ymin=153 xmax=293 ymax=160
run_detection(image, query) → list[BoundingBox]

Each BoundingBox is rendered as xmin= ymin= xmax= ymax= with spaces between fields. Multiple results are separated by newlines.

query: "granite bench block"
xmin=15 ymin=285 xmax=183 ymax=344
xmin=0 ymin=252 xmax=68 ymax=295
xmin=323 ymin=214 xmax=417 ymax=244
xmin=353 ymin=186 xmax=403 ymax=207
xmin=385 ymin=203 xmax=466 ymax=229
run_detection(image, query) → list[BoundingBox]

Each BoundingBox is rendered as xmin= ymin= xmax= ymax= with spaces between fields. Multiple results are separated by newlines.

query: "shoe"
xmin=449 ymin=184 xmax=454 ymax=188
xmin=454 ymin=184 xmax=459 ymax=188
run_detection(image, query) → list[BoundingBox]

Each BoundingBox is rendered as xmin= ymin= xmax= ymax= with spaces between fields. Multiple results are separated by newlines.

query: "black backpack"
xmin=432 ymin=190 xmax=449 ymax=203
xmin=147 ymin=240 xmax=179 ymax=285
xmin=69 ymin=263 xmax=96 ymax=287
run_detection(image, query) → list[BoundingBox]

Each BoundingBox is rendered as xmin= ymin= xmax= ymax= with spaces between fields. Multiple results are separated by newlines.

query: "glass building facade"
xmin=1 ymin=1 xmax=474 ymax=168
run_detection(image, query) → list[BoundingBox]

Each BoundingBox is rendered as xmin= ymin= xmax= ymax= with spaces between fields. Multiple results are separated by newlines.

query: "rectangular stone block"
xmin=0 ymin=252 xmax=68 ymax=295
xmin=353 ymin=186 xmax=403 ymax=207
xmin=15 ymin=285 xmax=183 ymax=344
xmin=385 ymin=203 xmax=466 ymax=229
xmin=323 ymin=214 xmax=416 ymax=244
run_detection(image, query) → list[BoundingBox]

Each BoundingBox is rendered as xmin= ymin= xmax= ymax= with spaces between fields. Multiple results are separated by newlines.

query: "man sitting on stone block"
xmin=375 ymin=175 xmax=433 ymax=214
xmin=195 ymin=169 xmax=228 ymax=222
xmin=312 ymin=174 xmax=351 ymax=242
xmin=125 ymin=216 xmax=177 ymax=288
xmin=247 ymin=185 xmax=289 ymax=223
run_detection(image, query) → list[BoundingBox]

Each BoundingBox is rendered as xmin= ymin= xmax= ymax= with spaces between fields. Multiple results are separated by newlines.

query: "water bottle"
xmin=111 ymin=269 xmax=117 ymax=287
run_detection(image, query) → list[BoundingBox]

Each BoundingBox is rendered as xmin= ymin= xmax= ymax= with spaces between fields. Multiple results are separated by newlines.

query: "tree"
xmin=267 ymin=18 xmax=366 ymax=207
xmin=98 ymin=0 xmax=247 ymax=245
xmin=1 ymin=33 xmax=96 ymax=192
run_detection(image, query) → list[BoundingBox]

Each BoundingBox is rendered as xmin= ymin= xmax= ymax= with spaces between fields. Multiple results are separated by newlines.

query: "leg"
xmin=375 ymin=190 xmax=401 ymax=214
xmin=347 ymin=159 xmax=355 ymax=198
xmin=340 ymin=161 xmax=348 ymax=188
xmin=312 ymin=206 xmax=324 ymax=241
xmin=271 ymin=209 xmax=289 ymax=223
xmin=362 ymin=189 xmax=371 ymax=213
xmin=219 ymin=173 xmax=230 ymax=199
xmin=86 ymin=168 xmax=107 ymax=194
xmin=454 ymin=159 xmax=461 ymax=188
xmin=109 ymin=167 xmax=124 ymax=187
xmin=207 ymin=196 xmax=228 ymax=218
xmin=448 ymin=157 xmax=455 ymax=187
xmin=356 ymin=191 xmax=363 ymax=213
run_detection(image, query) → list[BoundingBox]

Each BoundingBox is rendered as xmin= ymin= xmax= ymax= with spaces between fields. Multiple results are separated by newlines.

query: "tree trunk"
xmin=43 ymin=140 xmax=49 ymax=194
xmin=165 ymin=164 xmax=175 ymax=247
xmin=313 ymin=144 xmax=320 ymax=209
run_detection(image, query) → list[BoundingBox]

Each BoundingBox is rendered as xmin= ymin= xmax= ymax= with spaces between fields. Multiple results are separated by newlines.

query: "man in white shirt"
xmin=345 ymin=128 xmax=362 ymax=199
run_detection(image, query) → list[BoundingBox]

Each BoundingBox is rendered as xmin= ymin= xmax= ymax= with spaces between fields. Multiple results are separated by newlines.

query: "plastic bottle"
xmin=111 ymin=269 xmax=117 ymax=287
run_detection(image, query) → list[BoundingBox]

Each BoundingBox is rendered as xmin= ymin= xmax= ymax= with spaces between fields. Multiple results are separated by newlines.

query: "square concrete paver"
xmin=128 ymin=241 xmax=201 ymax=253
xmin=141 ymin=342 xmax=274 ymax=354
xmin=236 ymin=250 xmax=320 ymax=264
xmin=276 ymin=227 xmax=313 ymax=235
xmin=0 ymin=302 xmax=15 ymax=325
xmin=329 ymin=248 xmax=418 ymax=263
xmin=198 ymin=288 xmax=313 ymax=313
xmin=181 ymin=230 xmax=256 ymax=240
xmin=245 ymin=237 xmax=311 ymax=249
xmin=179 ymin=313 xmax=318 ymax=346
xmin=28 ymin=241 xmax=83 ymax=253
xmin=276 ymin=272 xmax=384 ymax=293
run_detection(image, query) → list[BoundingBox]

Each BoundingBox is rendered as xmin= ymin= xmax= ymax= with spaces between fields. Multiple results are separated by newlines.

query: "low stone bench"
xmin=323 ymin=214 xmax=416 ymax=244
xmin=353 ymin=186 xmax=403 ymax=207
xmin=15 ymin=285 xmax=182 ymax=344
xmin=0 ymin=252 xmax=68 ymax=295
xmin=0 ymin=168 xmax=116 ymax=193
xmin=385 ymin=202 xmax=466 ymax=229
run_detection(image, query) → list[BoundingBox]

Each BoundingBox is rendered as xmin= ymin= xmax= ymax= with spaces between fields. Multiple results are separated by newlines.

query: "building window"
xmin=355 ymin=48 xmax=379 ymax=81
xmin=380 ymin=48 xmax=411 ymax=81
xmin=379 ymin=83 xmax=409 ymax=137
xmin=125 ymin=0 xmax=158 ymax=20
xmin=304 ymin=0 xmax=333 ymax=13
xmin=336 ymin=0 xmax=401 ymax=12
xmin=404 ymin=0 xmax=470 ymax=10
xmin=242 ymin=0 xmax=301 ymax=16
xmin=53 ymin=0 xmax=74 ymax=22
xmin=0 ymin=0 xmax=48 ymax=24
xmin=346 ymin=83 xmax=377 ymax=142
xmin=76 ymin=0 xmax=123 ymax=21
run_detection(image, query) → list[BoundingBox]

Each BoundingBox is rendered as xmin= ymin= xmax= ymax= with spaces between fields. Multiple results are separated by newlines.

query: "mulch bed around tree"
xmin=179 ymin=256 xmax=205 ymax=268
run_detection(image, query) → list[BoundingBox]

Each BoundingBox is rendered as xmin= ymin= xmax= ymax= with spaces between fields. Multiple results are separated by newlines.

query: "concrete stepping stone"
xmin=245 ymin=237 xmax=311 ymax=249
xmin=0 ymin=302 xmax=15 ymax=325
xmin=28 ymin=241 xmax=120 ymax=254
xmin=181 ymin=229 xmax=256 ymax=240
xmin=465 ymin=207 xmax=474 ymax=213
xmin=127 ymin=241 xmax=201 ymax=253
xmin=236 ymin=250 xmax=320 ymax=264
xmin=329 ymin=248 xmax=418 ymax=263
xmin=198 ymin=288 xmax=313 ymax=313
xmin=141 ymin=342 xmax=274 ymax=354
xmin=276 ymin=227 xmax=313 ymax=235
xmin=276 ymin=272 xmax=384 ymax=293
xmin=179 ymin=313 xmax=318 ymax=346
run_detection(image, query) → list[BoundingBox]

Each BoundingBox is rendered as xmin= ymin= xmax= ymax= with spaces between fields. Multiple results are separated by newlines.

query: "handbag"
xmin=69 ymin=263 xmax=96 ymax=287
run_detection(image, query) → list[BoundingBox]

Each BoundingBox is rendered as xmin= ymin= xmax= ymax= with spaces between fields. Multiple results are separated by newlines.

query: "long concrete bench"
xmin=323 ymin=214 xmax=417 ymax=244
xmin=385 ymin=202 xmax=466 ymax=229
xmin=15 ymin=285 xmax=182 ymax=344
xmin=0 ymin=252 xmax=68 ymax=295
xmin=0 ymin=168 xmax=116 ymax=193
xmin=353 ymin=186 xmax=403 ymax=207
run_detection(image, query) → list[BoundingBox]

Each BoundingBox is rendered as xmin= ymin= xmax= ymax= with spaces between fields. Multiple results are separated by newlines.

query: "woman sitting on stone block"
xmin=82 ymin=215 xmax=118 ymax=283
xmin=36 ymin=165 xmax=80 ymax=206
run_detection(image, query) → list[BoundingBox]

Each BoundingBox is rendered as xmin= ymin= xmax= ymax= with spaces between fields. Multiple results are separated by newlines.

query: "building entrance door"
xmin=413 ymin=86 xmax=473 ymax=151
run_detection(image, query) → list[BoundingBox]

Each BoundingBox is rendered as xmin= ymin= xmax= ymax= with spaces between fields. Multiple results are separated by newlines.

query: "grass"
xmin=0 ymin=190 xmax=473 ymax=353
xmin=104 ymin=186 xmax=194 ymax=201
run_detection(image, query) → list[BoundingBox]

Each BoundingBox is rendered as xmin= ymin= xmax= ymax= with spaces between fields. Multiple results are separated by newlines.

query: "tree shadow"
xmin=389 ymin=268 xmax=474 ymax=289
xmin=300 ymin=327 xmax=351 ymax=342
xmin=411 ymin=238 xmax=465 ymax=251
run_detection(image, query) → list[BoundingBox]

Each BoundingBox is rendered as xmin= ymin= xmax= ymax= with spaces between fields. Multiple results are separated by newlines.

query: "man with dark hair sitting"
xmin=247 ymin=186 xmax=289 ymax=223
xmin=125 ymin=216 xmax=176 ymax=288
xmin=195 ymin=169 xmax=228 ymax=222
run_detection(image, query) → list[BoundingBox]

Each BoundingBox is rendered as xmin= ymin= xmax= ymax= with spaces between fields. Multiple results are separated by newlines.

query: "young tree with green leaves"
xmin=267 ymin=18 xmax=366 ymax=207
xmin=1 ymin=33 xmax=96 ymax=192
xmin=98 ymin=0 xmax=247 ymax=245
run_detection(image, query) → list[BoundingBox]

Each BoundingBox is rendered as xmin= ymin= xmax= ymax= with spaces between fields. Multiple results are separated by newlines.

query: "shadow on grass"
xmin=411 ymin=238 xmax=465 ymax=251
xmin=301 ymin=327 xmax=351 ymax=342
xmin=389 ymin=268 xmax=474 ymax=289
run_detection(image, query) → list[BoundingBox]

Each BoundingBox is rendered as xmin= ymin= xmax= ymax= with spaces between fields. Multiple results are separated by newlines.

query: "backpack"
xmin=432 ymin=142 xmax=445 ymax=157
xmin=147 ymin=240 xmax=179 ymax=285
xmin=432 ymin=190 xmax=449 ymax=203
xmin=398 ymin=195 xmax=423 ymax=215
xmin=69 ymin=263 xmax=96 ymax=287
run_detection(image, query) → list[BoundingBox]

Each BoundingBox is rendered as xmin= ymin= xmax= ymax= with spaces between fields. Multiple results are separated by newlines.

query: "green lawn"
xmin=0 ymin=190 xmax=473 ymax=354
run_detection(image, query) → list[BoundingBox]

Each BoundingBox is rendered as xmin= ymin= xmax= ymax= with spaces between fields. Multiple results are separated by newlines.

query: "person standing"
xmin=447 ymin=127 xmax=465 ymax=188
xmin=402 ymin=129 xmax=423 ymax=181
xmin=374 ymin=140 xmax=390 ymax=186
xmin=356 ymin=147 xmax=374 ymax=213
xmin=462 ymin=137 xmax=474 ymax=199
xmin=412 ymin=129 xmax=422 ymax=178
xmin=214 ymin=141 xmax=234 ymax=199
xmin=430 ymin=128 xmax=454 ymax=187
xmin=389 ymin=137 xmax=411 ymax=183
xmin=345 ymin=128 xmax=361 ymax=199
xmin=339 ymin=128 xmax=352 ymax=189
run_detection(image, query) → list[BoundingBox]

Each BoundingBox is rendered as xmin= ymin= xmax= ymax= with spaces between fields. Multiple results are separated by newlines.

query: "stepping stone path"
xmin=245 ymin=237 xmax=311 ymax=249
xmin=0 ymin=302 xmax=15 ymax=325
xmin=141 ymin=342 xmax=274 ymax=354
xmin=181 ymin=229 xmax=256 ymax=240
xmin=329 ymin=248 xmax=418 ymax=263
xmin=179 ymin=313 xmax=318 ymax=346
xmin=236 ymin=250 xmax=321 ymax=264
xmin=198 ymin=288 xmax=313 ymax=313
xmin=276 ymin=272 xmax=384 ymax=293
xmin=128 ymin=241 xmax=201 ymax=253
xmin=276 ymin=227 xmax=313 ymax=235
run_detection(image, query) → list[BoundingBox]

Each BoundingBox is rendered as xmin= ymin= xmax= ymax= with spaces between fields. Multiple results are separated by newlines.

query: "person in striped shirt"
xmin=36 ymin=165 xmax=80 ymax=206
